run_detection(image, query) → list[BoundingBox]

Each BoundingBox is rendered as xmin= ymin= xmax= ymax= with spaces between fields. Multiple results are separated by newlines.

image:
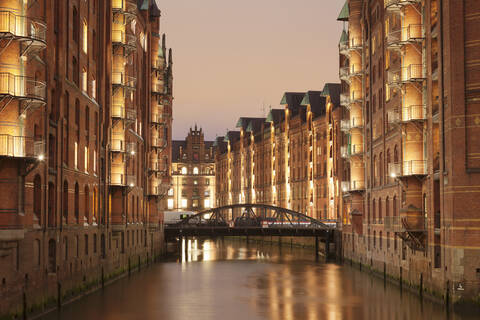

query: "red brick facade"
xmin=0 ymin=0 xmax=173 ymax=317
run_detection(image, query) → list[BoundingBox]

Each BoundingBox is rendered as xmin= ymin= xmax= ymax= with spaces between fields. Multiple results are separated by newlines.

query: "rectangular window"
xmin=167 ymin=199 xmax=174 ymax=209
xmin=82 ymin=20 xmax=88 ymax=53
xmin=74 ymin=142 xmax=78 ymax=169
xmin=82 ymin=69 xmax=87 ymax=92
xmin=84 ymin=147 xmax=88 ymax=173
xmin=181 ymin=198 xmax=187 ymax=208
xmin=204 ymin=199 xmax=211 ymax=208
xmin=92 ymin=78 xmax=96 ymax=99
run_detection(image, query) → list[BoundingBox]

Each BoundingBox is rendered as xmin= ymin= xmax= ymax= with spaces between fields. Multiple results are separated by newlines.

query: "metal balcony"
xmin=350 ymin=117 xmax=363 ymax=129
xmin=402 ymin=105 xmax=426 ymax=121
xmin=112 ymin=72 xmax=136 ymax=91
xmin=339 ymin=40 xmax=349 ymax=56
xmin=112 ymin=0 xmax=137 ymax=19
xmin=126 ymin=142 xmax=136 ymax=155
xmin=384 ymin=0 xmax=422 ymax=11
xmin=340 ymin=120 xmax=351 ymax=132
xmin=112 ymin=31 xmax=136 ymax=56
xmin=340 ymin=146 xmax=349 ymax=159
xmin=111 ymin=138 xmax=125 ymax=152
xmin=340 ymin=93 xmax=350 ymax=107
xmin=152 ymin=59 xmax=165 ymax=72
xmin=0 ymin=73 xmax=46 ymax=105
xmin=387 ymin=64 xmax=425 ymax=87
xmin=0 ymin=135 xmax=44 ymax=159
xmin=386 ymin=25 xmax=424 ymax=50
xmin=151 ymin=137 xmax=167 ymax=150
xmin=110 ymin=173 xmax=136 ymax=187
xmin=389 ymin=160 xmax=427 ymax=178
xmin=151 ymin=82 xmax=165 ymax=95
xmin=339 ymin=66 xmax=349 ymax=82
xmin=349 ymin=64 xmax=363 ymax=79
xmin=351 ymin=144 xmax=363 ymax=156
xmin=348 ymin=37 xmax=362 ymax=53
xmin=0 ymin=11 xmax=46 ymax=55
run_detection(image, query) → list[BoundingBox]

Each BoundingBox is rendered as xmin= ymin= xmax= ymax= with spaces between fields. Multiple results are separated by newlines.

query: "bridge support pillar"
xmin=325 ymin=233 xmax=330 ymax=260
xmin=315 ymin=236 xmax=319 ymax=259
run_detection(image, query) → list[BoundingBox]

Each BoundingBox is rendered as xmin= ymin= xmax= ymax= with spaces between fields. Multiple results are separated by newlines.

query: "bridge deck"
xmin=165 ymin=226 xmax=332 ymax=239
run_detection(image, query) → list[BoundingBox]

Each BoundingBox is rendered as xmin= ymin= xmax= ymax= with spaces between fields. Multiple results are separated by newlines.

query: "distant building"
xmin=170 ymin=126 xmax=216 ymax=212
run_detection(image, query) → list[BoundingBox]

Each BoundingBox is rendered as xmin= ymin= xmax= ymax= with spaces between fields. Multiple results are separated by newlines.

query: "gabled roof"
xmin=280 ymin=92 xmax=305 ymax=117
xmin=224 ymin=131 xmax=240 ymax=143
xmin=149 ymin=0 xmax=161 ymax=17
xmin=140 ymin=0 xmax=149 ymax=10
xmin=302 ymin=91 xmax=327 ymax=119
xmin=235 ymin=117 xmax=265 ymax=130
xmin=266 ymin=109 xmax=285 ymax=124
xmin=322 ymin=83 xmax=341 ymax=108
xmin=246 ymin=118 xmax=266 ymax=133
xmin=337 ymin=1 xmax=349 ymax=21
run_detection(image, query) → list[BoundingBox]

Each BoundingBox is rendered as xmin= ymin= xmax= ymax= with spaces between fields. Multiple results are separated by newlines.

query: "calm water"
xmin=41 ymin=238 xmax=477 ymax=320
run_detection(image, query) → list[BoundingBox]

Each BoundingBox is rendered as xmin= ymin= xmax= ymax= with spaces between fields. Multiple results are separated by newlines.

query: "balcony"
xmin=111 ymin=138 xmax=125 ymax=152
xmin=112 ymin=106 xmax=136 ymax=123
xmin=0 ymin=73 xmax=46 ymax=105
xmin=384 ymin=0 xmax=422 ymax=11
xmin=402 ymin=105 xmax=426 ymax=121
xmin=340 ymin=120 xmax=351 ymax=132
xmin=0 ymin=11 xmax=46 ymax=51
xmin=389 ymin=160 xmax=427 ymax=178
xmin=340 ymin=146 xmax=349 ymax=159
xmin=112 ymin=0 xmax=137 ymax=18
xmin=387 ymin=64 xmax=425 ymax=87
xmin=349 ymin=64 xmax=363 ymax=78
xmin=112 ymin=72 xmax=136 ymax=91
xmin=343 ymin=180 xmax=365 ymax=192
xmin=0 ymin=135 xmax=44 ymax=159
xmin=340 ymin=93 xmax=350 ymax=107
xmin=350 ymin=117 xmax=363 ymax=129
xmin=339 ymin=66 xmax=349 ymax=82
xmin=126 ymin=142 xmax=136 ymax=155
xmin=152 ymin=59 xmax=165 ymax=72
xmin=110 ymin=173 xmax=136 ymax=187
xmin=112 ymin=31 xmax=136 ymax=50
xmin=348 ymin=37 xmax=362 ymax=52
xmin=151 ymin=137 xmax=167 ymax=150
xmin=350 ymin=144 xmax=363 ymax=156
xmin=339 ymin=40 xmax=349 ymax=56
xmin=151 ymin=82 xmax=165 ymax=95
xmin=386 ymin=25 xmax=424 ymax=50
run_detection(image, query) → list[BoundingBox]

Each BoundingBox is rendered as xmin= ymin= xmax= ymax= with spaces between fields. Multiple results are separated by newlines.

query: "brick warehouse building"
xmin=215 ymin=84 xmax=344 ymax=222
xmin=0 ymin=0 xmax=173 ymax=317
xmin=169 ymin=126 xmax=216 ymax=212
xmin=338 ymin=0 xmax=480 ymax=304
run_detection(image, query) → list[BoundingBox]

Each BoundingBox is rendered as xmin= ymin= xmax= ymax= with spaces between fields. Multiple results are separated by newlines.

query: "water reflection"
xmin=42 ymin=238 xmax=476 ymax=320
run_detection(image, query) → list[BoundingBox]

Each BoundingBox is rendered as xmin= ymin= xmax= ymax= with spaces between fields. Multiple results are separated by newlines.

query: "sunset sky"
xmin=157 ymin=0 xmax=345 ymax=140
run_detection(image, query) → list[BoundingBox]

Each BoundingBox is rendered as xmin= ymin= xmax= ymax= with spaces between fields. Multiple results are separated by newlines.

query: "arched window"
xmin=63 ymin=236 xmax=68 ymax=261
xmin=394 ymin=145 xmax=399 ymax=163
xmin=386 ymin=196 xmax=390 ymax=218
xmin=74 ymin=183 xmax=79 ymax=223
xmin=372 ymin=199 xmax=376 ymax=223
xmin=373 ymin=155 xmax=378 ymax=186
xmin=34 ymin=239 xmax=41 ymax=266
xmin=93 ymin=187 xmax=97 ymax=222
xmin=63 ymin=181 xmax=68 ymax=223
xmin=393 ymin=195 xmax=397 ymax=217
xmin=73 ymin=6 xmax=79 ymax=43
xmin=193 ymin=167 xmax=199 ymax=175
xmin=387 ymin=149 xmax=391 ymax=181
xmin=378 ymin=197 xmax=382 ymax=222
xmin=379 ymin=152 xmax=383 ymax=185
xmin=33 ymin=175 xmax=42 ymax=225
xmin=81 ymin=68 xmax=87 ymax=92
xmin=48 ymin=182 xmax=56 ymax=227
xmin=84 ymin=185 xmax=89 ymax=224
xmin=82 ymin=19 xmax=88 ymax=53
xmin=181 ymin=167 xmax=187 ymax=175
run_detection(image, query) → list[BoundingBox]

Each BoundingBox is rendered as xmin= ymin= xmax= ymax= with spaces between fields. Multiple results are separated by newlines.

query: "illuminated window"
xmin=168 ymin=188 xmax=173 ymax=196
xmin=93 ymin=150 xmax=97 ymax=173
xmin=74 ymin=142 xmax=78 ymax=169
xmin=204 ymin=199 xmax=211 ymax=208
xmin=194 ymin=180 xmax=198 ymax=185
xmin=193 ymin=167 xmax=199 ymax=175
xmin=181 ymin=198 xmax=187 ymax=208
xmin=181 ymin=167 xmax=187 ymax=175
xmin=84 ymin=147 xmax=88 ymax=173
xmin=81 ymin=68 xmax=87 ymax=92
xmin=91 ymin=77 xmax=96 ymax=99
xmin=82 ymin=19 xmax=88 ymax=53
xmin=167 ymin=199 xmax=174 ymax=209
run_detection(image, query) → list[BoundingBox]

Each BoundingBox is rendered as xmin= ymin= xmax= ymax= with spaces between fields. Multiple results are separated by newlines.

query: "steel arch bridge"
xmin=164 ymin=204 xmax=335 ymax=240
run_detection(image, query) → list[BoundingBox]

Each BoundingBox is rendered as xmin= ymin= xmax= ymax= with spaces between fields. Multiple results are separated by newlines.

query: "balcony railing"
xmin=340 ymin=120 xmax=351 ymax=132
xmin=151 ymin=137 xmax=167 ymax=149
xmin=340 ymin=93 xmax=350 ymax=107
xmin=0 ymin=11 xmax=46 ymax=43
xmin=126 ymin=142 xmax=136 ymax=155
xmin=111 ymin=138 xmax=125 ymax=152
xmin=339 ymin=66 xmax=349 ymax=81
xmin=112 ymin=31 xmax=136 ymax=48
xmin=349 ymin=64 xmax=363 ymax=77
xmin=349 ymin=37 xmax=362 ymax=51
xmin=112 ymin=0 xmax=137 ymax=16
xmin=339 ymin=40 xmax=349 ymax=55
xmin=389 ymin=160 xmax=427 ymax=177
xmin=0 ymin=73 xmax=46 ymax=102
xmin=152 ymin=59 xmax=165 ymax=71
xmin=384 ymin=0 xmax=422 ymax=10
xmin=341 ymin=146 xmax=349 ymax=159
xmin=351 ymin=180 xmax=365 ymax=191
xmin=351 ymin=117 xmax=363 ymax=129
xmin=0 ymin=135 xmax=44 ymax=158
xmin=351 ymin=144 xmax=363 ymax=156
xmin=112 ymin=72 xmax=136 ymax=89
xmin=112 ymin=104 xmax=125 ymax=118
xmin=402 ymin=105 xmax=426 ymax=121
xmin=110 ymin=173 xmax=136 ymax=187
xmin=388 ymin=64 xmax=425 ymax=86
xmin=386 ymin=25 xmax=423 ymax=49
xmin=152 ymin=82 xmax=164 ymax=94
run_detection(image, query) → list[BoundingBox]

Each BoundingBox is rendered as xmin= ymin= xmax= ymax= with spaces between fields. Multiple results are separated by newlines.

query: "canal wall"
xmin=0 ymin=228 xmax=166 ymax=320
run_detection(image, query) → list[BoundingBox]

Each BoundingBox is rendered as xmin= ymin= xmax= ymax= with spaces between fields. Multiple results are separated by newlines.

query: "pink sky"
xmin=156 ymin=0 xmax=345 ymax=140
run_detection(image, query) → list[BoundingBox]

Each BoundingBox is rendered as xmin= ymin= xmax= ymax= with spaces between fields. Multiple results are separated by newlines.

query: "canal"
xmin=41 ymin=238 xmax=475 ymax=320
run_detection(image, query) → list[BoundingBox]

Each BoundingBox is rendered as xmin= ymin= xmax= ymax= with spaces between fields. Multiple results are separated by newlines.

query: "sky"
xmin=156 ymin=0 xmax=345 ymax=141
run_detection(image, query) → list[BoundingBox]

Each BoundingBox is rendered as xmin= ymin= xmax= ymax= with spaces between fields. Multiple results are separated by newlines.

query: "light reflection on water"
xmin=41 ymin=238 xmax=477 ymax=320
